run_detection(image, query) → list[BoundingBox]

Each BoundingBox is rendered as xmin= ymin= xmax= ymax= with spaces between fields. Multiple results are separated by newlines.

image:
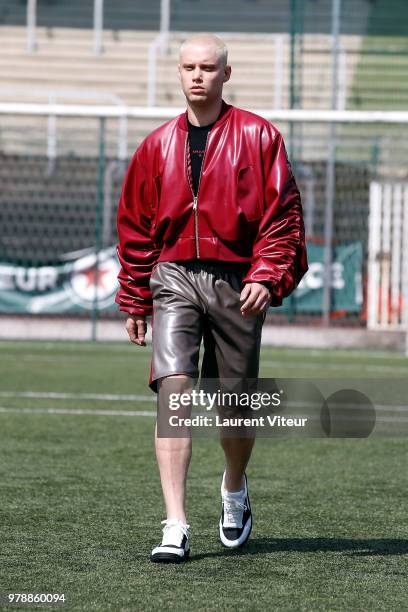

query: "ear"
xmin=177 ymin=63 xmax=181 ymax=81
xmin=223 ymin=65 xmax=231 ymax=83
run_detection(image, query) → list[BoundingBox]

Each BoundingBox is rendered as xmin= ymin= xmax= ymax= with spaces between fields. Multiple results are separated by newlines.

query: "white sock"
xmin=222 ymin=474 xmax=246 ymax=496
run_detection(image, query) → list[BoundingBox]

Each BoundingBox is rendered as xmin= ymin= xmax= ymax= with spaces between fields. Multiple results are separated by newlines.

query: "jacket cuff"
xmin=118 ymin=306 xmax=152 ymax=316
xmin=115 ymin=293 xmax=153 ymax=316
xmin=258 ymin=280 xmax=273 ymax=292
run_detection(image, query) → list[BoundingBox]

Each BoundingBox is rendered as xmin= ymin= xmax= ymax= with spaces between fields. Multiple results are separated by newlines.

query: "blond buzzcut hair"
xmin=179 ymin=33 xmax=228 ymax=67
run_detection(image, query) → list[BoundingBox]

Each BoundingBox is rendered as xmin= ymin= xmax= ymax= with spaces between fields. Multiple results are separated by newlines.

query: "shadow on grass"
xmin=191 ymin=538 xmax=408 ymax=561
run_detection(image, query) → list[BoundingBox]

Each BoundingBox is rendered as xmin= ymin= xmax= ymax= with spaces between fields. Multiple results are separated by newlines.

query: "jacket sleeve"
xmin=115 ymin=147 xmax=161 ymax=316
xmin=242 ymin=128 xmax=308 ymax=307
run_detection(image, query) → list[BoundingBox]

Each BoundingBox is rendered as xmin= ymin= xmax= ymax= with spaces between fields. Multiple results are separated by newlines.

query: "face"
xmin=178 ymin=43 xmax=231 ymax=105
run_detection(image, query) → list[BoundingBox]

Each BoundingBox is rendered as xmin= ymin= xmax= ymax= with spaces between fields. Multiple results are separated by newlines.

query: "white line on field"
xmin=1 ymin=353 xmax=406 ymax=369
xmin=0 ymin=405 xmax=407 ymax=424
xmin=0 ymin=406 xmax=155 ymax=417
xmin=0 ymin=391 xmax=155 ymax=402
xmin=294 ymin=348 xmax=408 ymax=360
xmin=0 ymin=354 xmax=152 ymax=363
xmin=0 ymin=342 xmax=406 ymax=360
xmin=0 ymin=392 xmax=407 ymax=412
xmin=0 ymin=342 xmax=148 ymax=352
xmin=262 ymin=361 xmax=408 ymax=373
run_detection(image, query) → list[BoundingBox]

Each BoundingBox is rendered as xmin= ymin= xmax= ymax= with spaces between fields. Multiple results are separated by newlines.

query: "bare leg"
xmin=220 ymin=435 xmax=256 ymax=492
xmin=155 ymin=375 xmax=194 ymax=524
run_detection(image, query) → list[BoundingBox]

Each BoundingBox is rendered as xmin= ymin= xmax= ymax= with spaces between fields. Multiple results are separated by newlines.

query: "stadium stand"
xmin=1 ymin=0 xmax=407 ymax=326
xmin=1 ymin=0 xmax=408 ymax=160
xmin=1 ymin=0 xmax=407 ymax=35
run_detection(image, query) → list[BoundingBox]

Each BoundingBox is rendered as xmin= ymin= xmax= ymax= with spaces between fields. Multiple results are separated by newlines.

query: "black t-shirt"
xmin=187 ymin=119 xmax=215 ymax=196
xmin=185 ymin=117 xmax=270 ymax=291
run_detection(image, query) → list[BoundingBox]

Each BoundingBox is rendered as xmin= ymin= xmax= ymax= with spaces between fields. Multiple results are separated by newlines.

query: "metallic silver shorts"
xmin=148 ymin=260 xmax=265 ymax=393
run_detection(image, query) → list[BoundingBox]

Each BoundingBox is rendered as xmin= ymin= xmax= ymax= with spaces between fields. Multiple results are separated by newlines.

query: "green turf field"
xmin=0 ymin=341 xmax=407 ymax=611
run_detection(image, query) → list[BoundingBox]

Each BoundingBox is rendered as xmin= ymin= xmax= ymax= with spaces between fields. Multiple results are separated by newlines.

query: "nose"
xmin=192 ymin=67 xmax=202 ymax=81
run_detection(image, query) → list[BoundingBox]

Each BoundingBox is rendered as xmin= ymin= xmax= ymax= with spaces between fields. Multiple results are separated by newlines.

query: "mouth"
xmin=191 ymin=87 xmax=205 ymax=92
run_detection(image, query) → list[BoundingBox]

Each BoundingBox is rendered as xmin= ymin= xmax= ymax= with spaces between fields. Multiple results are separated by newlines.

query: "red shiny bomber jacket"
xmin=116 ymin=101 xmax=308 ymax=316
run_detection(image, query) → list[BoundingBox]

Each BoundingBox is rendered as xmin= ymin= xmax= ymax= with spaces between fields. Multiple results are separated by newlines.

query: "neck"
xmin=187 ymin=98 xmax=223 ymax=127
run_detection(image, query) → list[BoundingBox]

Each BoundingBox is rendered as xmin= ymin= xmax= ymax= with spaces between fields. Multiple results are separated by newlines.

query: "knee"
xmin=158 ymin=374 xmax=196 ymax=395
xmin=157 ymin=375 xmax=196 ymax=420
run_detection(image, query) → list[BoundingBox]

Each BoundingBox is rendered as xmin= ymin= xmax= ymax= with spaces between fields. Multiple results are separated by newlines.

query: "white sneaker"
xmin=150 ymin=519 xmax=190 ymax=563
xmin=219 ymin=472 xmax=252 ymax=548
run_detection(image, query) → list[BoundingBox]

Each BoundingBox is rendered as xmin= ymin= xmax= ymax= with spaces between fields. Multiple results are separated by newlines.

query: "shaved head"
xmin=178 ymin=33 xmax=231 ymax=113
xmin=179 ymin=33 xmax=228 ymax=67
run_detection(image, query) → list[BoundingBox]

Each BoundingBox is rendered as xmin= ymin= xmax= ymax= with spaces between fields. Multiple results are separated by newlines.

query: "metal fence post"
xmin=322 ymin=0 xmax=341 ymax=326
xmin=274 ymin=35 xmax=284 ymax=109
xmin=146 ymin=0 xmax=171 ymax=105
xmin=289 ymin=0 xmax=297 ymax=117
xmin=93 ymin=0 xmax=104 ymax=55
xmin=160 ymin=0 xmax=171 ymax=33
xmin=287 ymin=0 xmax=304 ymax=322
xmin=148 ymin=38 xmax=159 ymax=106
xmin=91 ymin=117 xmax=105 ymax=341
xmin=46 ymin=94 xmax=57 ymax=176
xmin=27 ymin=0 xmax=37 ymax=53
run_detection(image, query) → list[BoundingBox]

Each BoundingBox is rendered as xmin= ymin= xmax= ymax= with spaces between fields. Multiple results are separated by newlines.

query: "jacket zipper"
xmin=185 ymin=131 xmax=210 ymax=259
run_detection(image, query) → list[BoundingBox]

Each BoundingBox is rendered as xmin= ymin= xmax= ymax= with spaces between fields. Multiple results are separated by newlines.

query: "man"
xmin=116 ymin=33 xmax=308 ymax=563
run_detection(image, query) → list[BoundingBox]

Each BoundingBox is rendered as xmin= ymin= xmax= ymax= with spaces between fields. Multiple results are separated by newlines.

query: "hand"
xmin=240 ymin=282 xmax=271 ymax=317
xmin=125 ymin=315 xmax=147 ymax=346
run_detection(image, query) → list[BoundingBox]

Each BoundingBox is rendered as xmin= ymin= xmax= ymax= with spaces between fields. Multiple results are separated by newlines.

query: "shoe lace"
xmin=223 ymin=496 xmax=247 ymax=528
xmin=161 ymin=519 xmax=190 ymax=546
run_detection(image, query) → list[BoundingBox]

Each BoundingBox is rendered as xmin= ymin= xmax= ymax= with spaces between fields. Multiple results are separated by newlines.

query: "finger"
xmin=244 ymin=292 xmax=268 ymax=316
xmin=125 ymin=320 xmax=138 ymax=344
xmin=254 ymin=299 xmax=271 ymax=315
xmin=240 ymin=285 xmax=256 ymax=309
xmin=260 ymin=299 xmax=271 ymax=313
xmin=239 ymin=283 xmax=251 ymax=304
xmin=136 ymin=319 xmax=147 ymax=346
xmin=241 ymin=286 xmax=262 ymax=312
xmin=243 ymin=286 xmax=270 ymax=314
